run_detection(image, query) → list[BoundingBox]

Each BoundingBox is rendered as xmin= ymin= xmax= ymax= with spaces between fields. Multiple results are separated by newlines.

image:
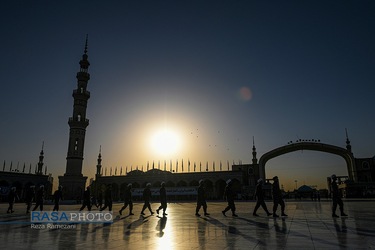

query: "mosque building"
xmin=1 ymin=39 xmax=375 ymax=202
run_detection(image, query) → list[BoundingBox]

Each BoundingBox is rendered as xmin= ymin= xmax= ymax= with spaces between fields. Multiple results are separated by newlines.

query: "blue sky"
xmin=1 ymin=1 xmax=374 ymax=191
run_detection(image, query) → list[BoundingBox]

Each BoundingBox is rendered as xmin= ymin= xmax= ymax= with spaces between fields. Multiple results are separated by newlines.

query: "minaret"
xmin=59 ymin=36 xmax=90 ymax=199
xmin=37 ymin=141 xmax=44 ymax=175
xmin=96 ymin=146 xmax=102 ymax=177
xmin=345 ymin=128 xmax=352 ymax=154
xmin=252 ymin=136 xmax=258 ymax=165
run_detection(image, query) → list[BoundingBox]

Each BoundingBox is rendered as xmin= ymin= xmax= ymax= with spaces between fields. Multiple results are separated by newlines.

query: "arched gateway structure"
xmin=258 ymin=142 xmax=357 ymax=182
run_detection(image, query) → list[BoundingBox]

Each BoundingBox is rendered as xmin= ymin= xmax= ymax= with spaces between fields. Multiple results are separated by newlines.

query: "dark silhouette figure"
xmin=52 ymin=185 xmax=63 ymax=211
xmin=32 ymin=185 xmax=45 ymax=211
xmin=222 ymin=179 xmax=238 ymax=217
xmin=97 ymin=192 xmax=103 ymax=209
xmin=7 ymin=187 xmax=17 ymax=213
xmin=253 ymin=178 xmax=272 ymax=216
xmin=272 ymin=176 xmax=287 ymax=217
xmin=119 ymin=183 xmax=134 ymax=215
xmin=141 ymin=183 xmax=154 ymax=215
xmin=25 ymin=186 xmax=35 ymax=214
xmin=80 ymin=186 xmax=92 ymax=211
xmin=195 ymin=179 xmax=209 ymax=216
xmin=100 ymin=184 xmax=113 ymax=211
xmin=156 ymin=182 xmax=167 ymax=216
xmin=331 ymin=174 xmax=348 ymax=218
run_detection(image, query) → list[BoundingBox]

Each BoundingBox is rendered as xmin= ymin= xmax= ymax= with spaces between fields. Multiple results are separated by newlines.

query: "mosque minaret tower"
xmin=59 ymin=36 xmax=91 ymax=199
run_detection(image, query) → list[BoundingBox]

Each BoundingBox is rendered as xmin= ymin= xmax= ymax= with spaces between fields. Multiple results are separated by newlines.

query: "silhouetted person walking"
xmin=156 ymin=182 xmax=167 ymax=216
xmin=272 ymin=176 xmax=287 ymax=217
xmin=100 ymin=184 xmax=112 ymax=211
xmin=141 ymin=183 xmax=154 ymax=215
xmin=331 ymin=174 xmax=348 ymax=218
xmin=33 ymin=185 xmax=45 ymax=211
xmin=222 ymin=179 xmax=238 ymax=217
xmin=7 ymin=187 xmax=17 ymax=213
xmin=97 ymin=192 xmax=103 ymax=209
xmin=53 ymin=185 xmax=63 ymax=211
xmin=80 ymin=186 xmax=92 ymax=211
xmin=25 ymin=185 xmax=35 ymax=214
xmin=119 ymin=183 xmax=134 ymax=215
xmin=253 ymin=178 xmax=272 ymax=216
xmin=196 ymin=179 xmax=209 ymax=216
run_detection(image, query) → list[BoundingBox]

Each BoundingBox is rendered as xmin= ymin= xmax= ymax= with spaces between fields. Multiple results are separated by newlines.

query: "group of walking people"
xmin=5 ymin=174 xmax=348 ymax=218
xmin=5 ymin=184 xmax=52 ymax=214
xmin=110 ymin=177 xmax=289 ymax=218
xmin=117 ymin=182 xmax=168 ymax=217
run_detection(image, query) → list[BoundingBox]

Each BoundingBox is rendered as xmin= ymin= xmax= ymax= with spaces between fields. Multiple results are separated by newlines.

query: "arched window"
xmin=77 ymin=114 xmax=81 ymax=122
xmin=74 ymin=139 xmax=79 ymax=151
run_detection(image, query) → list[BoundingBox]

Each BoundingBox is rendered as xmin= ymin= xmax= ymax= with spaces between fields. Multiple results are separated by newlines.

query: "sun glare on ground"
xmin=150 ymin=127 xmax=182 ymax=157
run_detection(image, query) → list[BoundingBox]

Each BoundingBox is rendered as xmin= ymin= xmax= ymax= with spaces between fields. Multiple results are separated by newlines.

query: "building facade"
xmin=0 ymin=146 xmax=52 ymax=201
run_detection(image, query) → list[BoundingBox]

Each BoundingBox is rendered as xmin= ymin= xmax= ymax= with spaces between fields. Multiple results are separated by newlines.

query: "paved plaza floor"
xmin=0 ymin=200 xmax=375 ymax=249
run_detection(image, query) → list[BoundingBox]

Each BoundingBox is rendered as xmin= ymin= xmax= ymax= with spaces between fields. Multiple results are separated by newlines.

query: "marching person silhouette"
xmin=195 ymin=179 xmax=210 ymax=216
xmin=222 ymin=179 xmax=238 ymax=217
xmin=53 ymin=185 xmax=63 ymax=211
xmin=331 ymin=174 xmax=348 ymax=218
xmin=156 ymin=182 xmax=168 ymax=216
xmin=32 ymin=185 xmax=45 ymax=211
xmin=80 ymin=186 xmax=92 ymax=211
xmin=25 ymin=185 xmax=35 ymax=214
xmin=119 ymin=183 xmax=134 ymax=216
xmin=253 ymin=178 xmax=272 ymax=216
xmin=7 ymin=187 xmax=18 ymax=214
xmin=272 ymin=176 xmax=287 ymax=217
xmin=141 ymin=183 xmax=154 ymax=215
xmin=100 ymin=184 xmax=113 ymax=211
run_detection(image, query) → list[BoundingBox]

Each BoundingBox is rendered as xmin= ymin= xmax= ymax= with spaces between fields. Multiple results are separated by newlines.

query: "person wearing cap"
xmin=195 ymin=179 xmax=210 ymax=217
xmin=80 ymin=186 xmax=92 ymax=211
xmin=32 ymin=185 xmax=45 ymax=211
xmin=119 ymin=183 xmax=134 ymax=215
xmin=100 ymin=184 xmax=113 ymax=211
xmin=272 ymin=176 xmax=287 ymax=217
xmin=222 ymin=179 xmax=238 ymax=217
xmin=25 ymin=185 xmax=35 ymax=214
xmin=141 ymin=183 xmax=154 ymax=215
xmin=52 ymin=185 xmax=63 ymax=211
xmin=7 ymin=187 xmax=18 ymax=214
xmin=156 ymin=182 xmax=168 ymax=216
xmin=330 ymin=174 xmax=348 ymax=218
xmin=253 ymin=178 xmax=272 ymax=217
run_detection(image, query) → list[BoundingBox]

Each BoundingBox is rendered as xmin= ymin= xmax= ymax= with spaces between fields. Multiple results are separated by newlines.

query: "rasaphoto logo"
xmin=31 ymin=211 xmax=113 ymax=224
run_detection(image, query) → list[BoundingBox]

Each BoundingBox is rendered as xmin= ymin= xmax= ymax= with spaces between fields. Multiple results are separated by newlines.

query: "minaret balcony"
xmin=68 ymin=117 xmax=89 ymax=128
xmin=76 ymin=72 xmax=90 ymax=81
xmin=73 ymin=89 xmax=90 ymax=99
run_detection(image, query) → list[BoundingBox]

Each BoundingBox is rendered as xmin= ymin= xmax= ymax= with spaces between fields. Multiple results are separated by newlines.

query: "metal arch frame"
xmin=258 ymin=142 xmax=356 ymax=181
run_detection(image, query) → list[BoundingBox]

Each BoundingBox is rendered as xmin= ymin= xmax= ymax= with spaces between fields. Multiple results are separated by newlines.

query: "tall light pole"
xmin=295 ymin=180 xmax=298 ymax=190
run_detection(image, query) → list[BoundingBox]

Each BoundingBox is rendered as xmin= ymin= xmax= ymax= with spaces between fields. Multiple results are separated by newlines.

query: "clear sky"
xmin=1 ymin=1 xmax=374 ymax=191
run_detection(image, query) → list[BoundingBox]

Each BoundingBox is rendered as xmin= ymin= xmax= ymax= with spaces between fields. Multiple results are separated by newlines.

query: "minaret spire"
xmin=84 ymin=34 xmax=88 ymax=54
xmin=345 ymin=128 xmax=352 ymax=154
xmin=252 ymin=136 xmax=258 ymax=165
xmin=96 ymin=145 xmax=102 ymax=176
xmin=37 ymin=141 xmax=44 ymax=175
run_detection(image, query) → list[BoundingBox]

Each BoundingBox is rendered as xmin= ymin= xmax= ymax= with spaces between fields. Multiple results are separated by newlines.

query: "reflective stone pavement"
xmin=1 ymin=201 xmax=375 ymax=249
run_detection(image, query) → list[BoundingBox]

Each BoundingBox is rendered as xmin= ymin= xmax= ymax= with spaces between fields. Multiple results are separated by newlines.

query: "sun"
xmin=150 ymin=128 xmax=181 ymax=157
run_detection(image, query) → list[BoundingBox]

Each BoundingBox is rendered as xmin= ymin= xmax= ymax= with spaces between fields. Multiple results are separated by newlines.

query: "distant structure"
xmin=91 ymin=140 xmax=260 ymax=201
xmin=0 ymin=143 xmax=52 ymax=201
xmin=59 ymin=36 xmax=91 ymax=200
